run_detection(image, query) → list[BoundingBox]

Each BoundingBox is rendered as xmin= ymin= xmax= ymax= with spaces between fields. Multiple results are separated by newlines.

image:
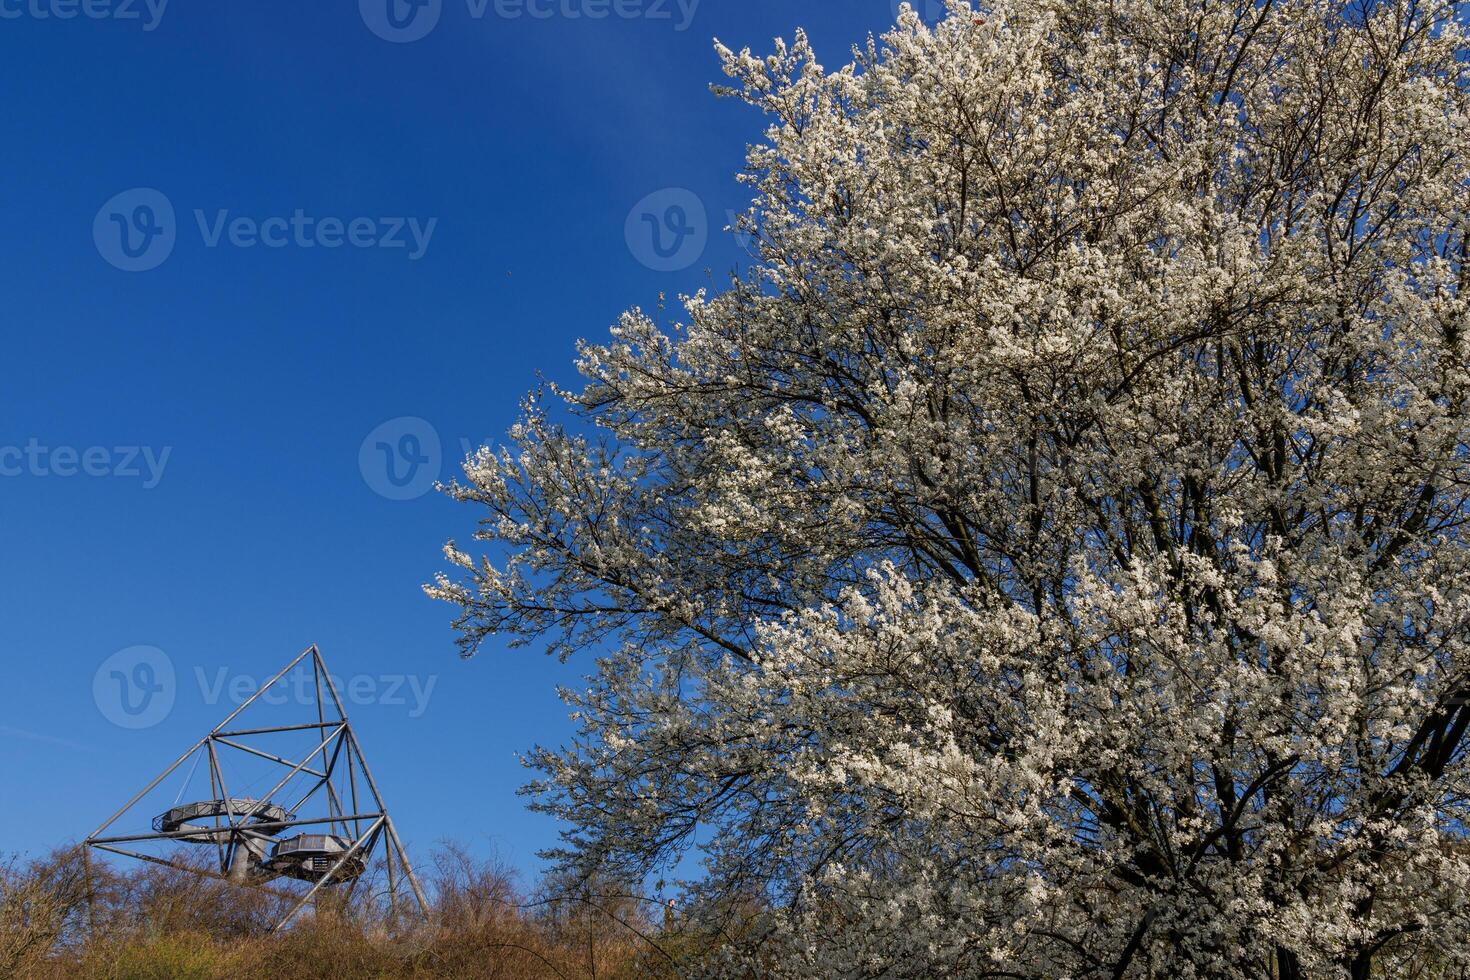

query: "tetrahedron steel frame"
xmin=83 ymin=644 xmax=430 ymax=929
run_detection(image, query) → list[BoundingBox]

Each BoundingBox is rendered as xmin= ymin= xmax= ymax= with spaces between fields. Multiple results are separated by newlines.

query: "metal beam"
xmin=213 ymin=721 xmax=340 ymax=738
xmin=273 ymin=815 xmax=386 ymax=931
xmin=85 ymin=736 xmax=208 ymax=841
xmin=212 ymin=736 xmax=328 ymax=778
xmin=87 ymin=844 xmax=303 ymax=900
xmin=85 ymin=644 xmax=430 ymax=928
xmin=207 ymin=645 xmax=316 ymax=735
xmin=89 ymin=811 xmax=385 ymax=846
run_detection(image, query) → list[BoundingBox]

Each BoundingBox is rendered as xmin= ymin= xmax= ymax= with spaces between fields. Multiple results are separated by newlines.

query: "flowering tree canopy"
xmin=431 ymin=1 xmax=1470 ymax=975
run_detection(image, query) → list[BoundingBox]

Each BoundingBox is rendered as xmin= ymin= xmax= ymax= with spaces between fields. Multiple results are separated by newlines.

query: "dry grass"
xmin=2 ymin=845 xmax=701 ymax=980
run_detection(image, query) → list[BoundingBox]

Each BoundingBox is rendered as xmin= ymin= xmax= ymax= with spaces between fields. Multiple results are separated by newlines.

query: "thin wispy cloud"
xmin=0 ymin=725 xmax=93 ymax=752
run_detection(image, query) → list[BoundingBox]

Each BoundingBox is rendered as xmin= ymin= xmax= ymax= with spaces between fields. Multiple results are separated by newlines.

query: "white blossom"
xmin=430 ymin=1 xmax=1470 ymax=975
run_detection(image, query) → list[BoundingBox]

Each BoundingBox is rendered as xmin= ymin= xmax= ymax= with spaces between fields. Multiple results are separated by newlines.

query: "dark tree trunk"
xmin=1277 ymin=947 xmax=1303 ymax=980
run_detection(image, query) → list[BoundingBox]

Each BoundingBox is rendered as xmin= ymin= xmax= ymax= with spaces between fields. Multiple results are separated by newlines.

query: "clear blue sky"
xmin=0 ymin=1 xmax=920 ymax=879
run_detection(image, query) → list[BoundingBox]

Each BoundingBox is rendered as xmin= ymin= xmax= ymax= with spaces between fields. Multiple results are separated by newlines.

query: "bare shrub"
xmin=3 ymin=843 xmax=695 ymax=979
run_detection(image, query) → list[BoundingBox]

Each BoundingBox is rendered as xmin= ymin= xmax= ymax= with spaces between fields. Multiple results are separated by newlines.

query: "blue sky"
xmin=0 ymin=0 xmax=921 ymax=880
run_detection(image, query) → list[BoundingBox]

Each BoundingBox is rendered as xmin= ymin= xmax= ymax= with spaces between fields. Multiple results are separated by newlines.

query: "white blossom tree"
xmin=430 ymin=1 xmax=1470 ymax=975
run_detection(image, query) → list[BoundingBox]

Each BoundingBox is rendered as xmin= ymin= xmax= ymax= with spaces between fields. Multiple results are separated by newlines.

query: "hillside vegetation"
xmin=1 ymin=846 xmax=724 ymax=980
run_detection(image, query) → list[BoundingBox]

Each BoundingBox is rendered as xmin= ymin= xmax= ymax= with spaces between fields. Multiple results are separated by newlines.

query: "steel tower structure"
xmin=84 ymin=645 xmax=429 ymax=929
